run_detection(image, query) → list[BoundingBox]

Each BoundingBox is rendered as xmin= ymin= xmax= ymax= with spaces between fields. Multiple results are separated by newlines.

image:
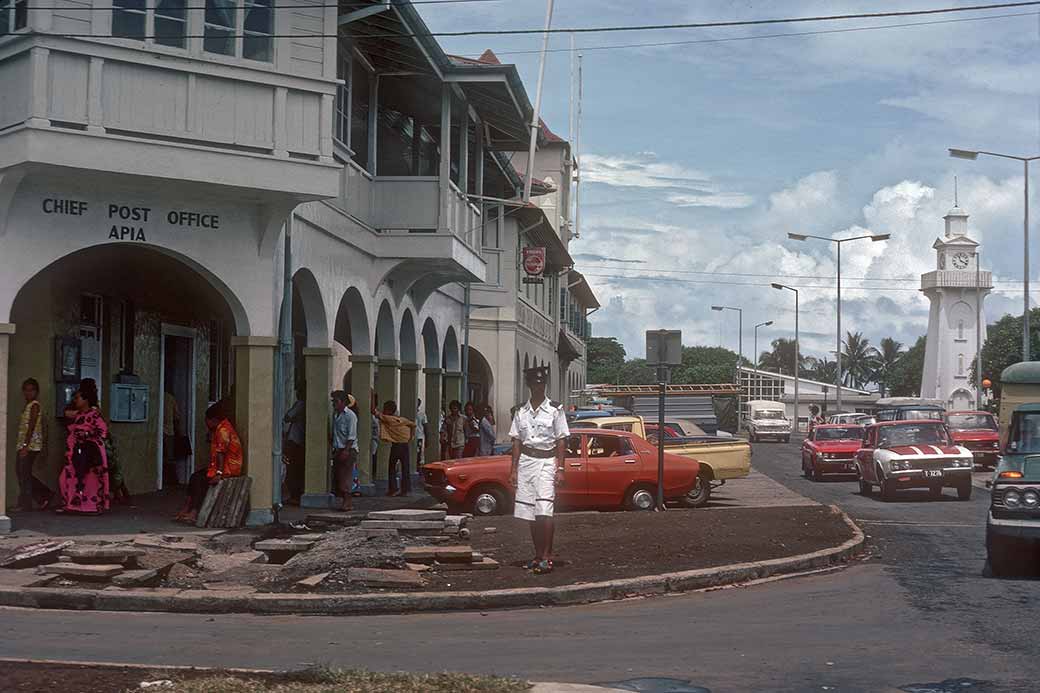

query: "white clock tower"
xmin=919 ymin=204 xmax=992 ymax=409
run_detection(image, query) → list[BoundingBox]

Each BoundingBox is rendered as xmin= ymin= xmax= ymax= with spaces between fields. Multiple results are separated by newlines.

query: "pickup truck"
xmin=568 ymin=415 xmax=751 ymax=507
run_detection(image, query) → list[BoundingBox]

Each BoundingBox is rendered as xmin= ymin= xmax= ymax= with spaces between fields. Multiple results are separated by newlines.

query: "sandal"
xmin=532 ymin=559 xmax=554 ymax=575
xmin=523 ymin=559 xmax=540 ymax=570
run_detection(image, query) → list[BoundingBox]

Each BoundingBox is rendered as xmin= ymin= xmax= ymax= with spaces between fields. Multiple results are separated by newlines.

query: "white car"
xmin=828 ymin=412 xmax=876 ymax=426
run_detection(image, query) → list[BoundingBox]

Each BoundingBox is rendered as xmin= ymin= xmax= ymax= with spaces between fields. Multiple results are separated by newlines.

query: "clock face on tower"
xmin=952 ymin=252 xmax=971 ymax=269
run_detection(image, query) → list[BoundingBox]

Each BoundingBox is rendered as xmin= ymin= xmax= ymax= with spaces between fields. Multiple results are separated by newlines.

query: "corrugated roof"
xmin=568 ymin=270 xmax=600 ymax=308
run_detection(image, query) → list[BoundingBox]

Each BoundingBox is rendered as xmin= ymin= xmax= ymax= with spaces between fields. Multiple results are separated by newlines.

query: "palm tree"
xmin=872 ymin=337 xmax=904 ymax=397
xmin=758 ymin=338 xmax=796 ymax=374
xmin=809 ymin=358 xmax=837 ymax=384
xmin=841 ymin=331 xmax=877 ymax=389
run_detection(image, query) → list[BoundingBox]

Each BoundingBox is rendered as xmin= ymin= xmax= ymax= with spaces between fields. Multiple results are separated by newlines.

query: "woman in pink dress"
xmin=57 ymin=379 xmax=110 ymax=514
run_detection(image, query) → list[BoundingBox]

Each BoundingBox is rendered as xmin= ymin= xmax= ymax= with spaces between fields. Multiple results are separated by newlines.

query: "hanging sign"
xmin=522 ymin=246 xmax=545 ymax=284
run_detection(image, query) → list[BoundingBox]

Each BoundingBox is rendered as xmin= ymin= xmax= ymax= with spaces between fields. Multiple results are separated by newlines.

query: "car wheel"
xmin=957 ymin=481 xmax=973 ymax=501
xmin=626 ymin=486 xmax=655 ymax=511
xmin=858 ymin=476 xmax=872 ymax=496
xmin=810 ymin=460 xmax=821 ymax=482
xmin=877 ymin=466 xmax=896 ymax=501
xmin=682 ymin=473 xmax=712 ymax=508
xmin=928 ymin=484 xmax=943 ymax=499
xmin=987 ymin=531 xmax=1019 ymax=577
xmin=469 ymin=485 xmax=508 ymax=516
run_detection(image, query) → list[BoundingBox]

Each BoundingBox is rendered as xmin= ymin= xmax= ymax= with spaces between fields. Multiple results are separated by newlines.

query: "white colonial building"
xmin=0 ymin=0 xmax=593 ymax=530
xmin=919 ymin=205 xmax=992 ymax=409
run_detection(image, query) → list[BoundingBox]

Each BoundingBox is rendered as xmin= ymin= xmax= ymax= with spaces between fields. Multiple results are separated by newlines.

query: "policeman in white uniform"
xmin=509 ymin=365 xmax=569 ymax=574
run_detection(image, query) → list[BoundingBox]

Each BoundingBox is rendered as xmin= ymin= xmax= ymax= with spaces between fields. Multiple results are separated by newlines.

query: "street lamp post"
xmin=753 ymin=320 xmax=772 ymax=401
xmin=772 ymin=283 xmax=799 ymax=433
xmin=712 ymin=305 xmax=743 ymax=429
xmin=949 ymin=148 xmax=1040 ymax=361
xmin=788 ymin=232 xmax=891 ymax=412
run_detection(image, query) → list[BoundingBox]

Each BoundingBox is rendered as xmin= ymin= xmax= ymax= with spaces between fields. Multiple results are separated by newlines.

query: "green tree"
xmin=973 ymin=308 xmax=1040 ymax=397
xmin=616 ymin=358 xmax=656 ymax=385
xmin=883 ymin=336 xmax=926 ymax=397
xmin=809 ymin=358 xmax=838 ymax=384
xmin=841 ymin=331 xmax=877 ymax=389
xmin=873 ymin=337 xmax=904 ymax=397
xmin=757 ymin=338 xmax=811 ymax=376
xmin=673 ymin=345 xmax=742 ymax=384
xmin=586 ymin=336 xmax=627 ymax=384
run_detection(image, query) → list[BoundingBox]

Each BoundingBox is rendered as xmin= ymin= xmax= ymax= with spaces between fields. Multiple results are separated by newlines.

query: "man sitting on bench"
xmin=175 ymin=404 xmax=243 ymax=524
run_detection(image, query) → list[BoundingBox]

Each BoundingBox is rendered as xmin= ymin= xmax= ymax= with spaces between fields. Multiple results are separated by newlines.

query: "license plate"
xmin=924 ymin=469 xmax=943 ymax=478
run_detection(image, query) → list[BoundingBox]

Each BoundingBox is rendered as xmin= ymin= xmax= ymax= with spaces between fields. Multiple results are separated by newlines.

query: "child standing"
xmin=16 ymin=378 xmax=51 ymax=511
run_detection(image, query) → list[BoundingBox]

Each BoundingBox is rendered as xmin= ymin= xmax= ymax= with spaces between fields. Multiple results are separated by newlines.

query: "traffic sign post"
xmin=646 ymin=330 xmax=681 ymax=511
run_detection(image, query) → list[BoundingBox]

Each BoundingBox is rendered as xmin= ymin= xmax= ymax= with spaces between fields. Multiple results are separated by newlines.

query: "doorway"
xmin=159 ymin=325 xmax=197 ymax=491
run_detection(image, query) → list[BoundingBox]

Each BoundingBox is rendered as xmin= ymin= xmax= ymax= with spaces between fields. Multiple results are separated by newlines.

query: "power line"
xmin=486 ymin=11 xmax=1039 ymax=56
xmin=578 ymin=261 xmax=1031 ymax=284
xmin=24 ymin=1 xmax=1040 ymax=40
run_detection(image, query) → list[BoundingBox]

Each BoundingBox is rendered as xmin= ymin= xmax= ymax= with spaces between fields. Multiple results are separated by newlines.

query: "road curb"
xmin=0 ymin=506 xmax=864 ymax=616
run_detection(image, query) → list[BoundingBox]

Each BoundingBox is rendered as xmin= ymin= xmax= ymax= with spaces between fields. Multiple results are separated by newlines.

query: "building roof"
xmin=568 ymin=270 xmax=600 ymax=308
xmin=737 ymin=365 xmax=873 ymax=395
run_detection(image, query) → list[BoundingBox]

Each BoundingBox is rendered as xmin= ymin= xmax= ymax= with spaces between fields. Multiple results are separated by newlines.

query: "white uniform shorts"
xmin=513 ymin=454 xmax=556 ymax=521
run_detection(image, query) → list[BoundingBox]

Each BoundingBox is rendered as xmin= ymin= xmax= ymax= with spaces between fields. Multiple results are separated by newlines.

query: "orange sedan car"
xmin=421 ymin=429 xmax=702 ymax=515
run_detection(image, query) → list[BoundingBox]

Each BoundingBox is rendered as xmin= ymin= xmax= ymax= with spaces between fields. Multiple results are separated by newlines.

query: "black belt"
xmin=521 ymin=446 xmax=556 ymax=459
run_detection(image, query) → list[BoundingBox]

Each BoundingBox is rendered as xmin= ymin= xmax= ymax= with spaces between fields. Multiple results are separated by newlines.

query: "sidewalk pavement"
xmin=1 ymin=489 xmax=436 ymax=546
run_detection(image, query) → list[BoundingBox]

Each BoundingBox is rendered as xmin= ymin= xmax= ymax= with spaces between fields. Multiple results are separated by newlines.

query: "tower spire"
xmin=954 ymin=175 xmax=958 ymax=206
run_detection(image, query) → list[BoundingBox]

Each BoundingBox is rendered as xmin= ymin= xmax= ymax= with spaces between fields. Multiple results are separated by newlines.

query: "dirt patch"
xmin=418 ymin=505 xmax=854 ymax=591
xmin=0 ymin=662 xmax=530 ymax=693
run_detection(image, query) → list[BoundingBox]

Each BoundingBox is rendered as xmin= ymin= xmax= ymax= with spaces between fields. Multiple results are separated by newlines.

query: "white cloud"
xmin=666 ymin=192 xmax=755 ymax=209
xmin=769 ymin=170 xmax=838 ymax=215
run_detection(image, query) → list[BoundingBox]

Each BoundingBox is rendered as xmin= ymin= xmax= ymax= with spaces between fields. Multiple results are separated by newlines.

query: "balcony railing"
xmin=921 ymin=270 xmax=993 ymax=290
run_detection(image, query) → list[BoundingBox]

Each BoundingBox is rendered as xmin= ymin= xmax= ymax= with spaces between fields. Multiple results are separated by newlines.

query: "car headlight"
xmin=1005 ymin=490 xmax=1022 ymax=507
xmin=889 ymin=460 xmax=906 ymax=471
xmin=1024 ymin=490 xmax=1039 ymax=508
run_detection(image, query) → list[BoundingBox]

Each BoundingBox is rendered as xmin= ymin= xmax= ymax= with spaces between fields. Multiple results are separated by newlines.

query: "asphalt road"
xmin=1 ymin=440 xmax=1038 ymax=693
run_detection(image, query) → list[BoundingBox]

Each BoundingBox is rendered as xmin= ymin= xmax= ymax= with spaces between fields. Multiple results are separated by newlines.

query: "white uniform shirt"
xmin=509 ymin=399 xmax=569 ymax=451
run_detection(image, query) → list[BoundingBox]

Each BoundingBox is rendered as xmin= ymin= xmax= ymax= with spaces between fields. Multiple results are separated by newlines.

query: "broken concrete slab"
xmin=366 ymin=508 xmax=447 ymax=522
xmin=0 ymin=541 xmax=72 ymax=569
xmin=401 ymin=547 xmax=436 ymax=563
xmin=64 ymin=545 xmax=145 ymax=565
xmin=434 ymin=546 xmax=475 ymax=563
xmin=296 ymin=572 xmax=330 ymax=588
xmin=0 ymin=568 xmax=59 ymax=588
xmin=111 ymin=569 xmax=161 ymax=588
xmin=346 ymin=567 xmax=426 ymax=587
xmin=136 ymin=549 xmax=194 ymax=576
xmin=201 ymin=582 xmax=255 ymax=593
xmin=405 ymin=563 xmax=430 ymax=573
xmin=165 ymin=563 xmax=197 ymax=582
xmin=359 ymin=520 xmax=444 ymax=530
xmin=443 ymin=515 xmax=467 ymax=526
xmin=431 ymin=557 xmax=500 ymax=571
xmin=41 ymin=563 xmax=124 ymax=580
xmin=292 ymin=534 xmax=325 ymax=542
xmin=254 ymin=539 xmax=315 ymax=565
xmin=305 ymin=512 xmax=362 ymax=526
xmin=198 ymin=551 xmax=264 ymax=573
xmin=132 ymin=536 xmax=200 ymax=553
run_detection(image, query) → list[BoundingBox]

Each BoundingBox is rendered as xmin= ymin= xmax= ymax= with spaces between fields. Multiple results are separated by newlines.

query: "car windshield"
xmin=815 ymin=427 xmax=862 ymax=441
xmin=946 ymin=414 xmax=997 ymax=431
xmin=899 ymin=409 xmax=943 ymax=420
xmin=878 ymin=423 xmax=950 ymax=447
xmin=757 ymin=410 xmax=785 ymax=420
xmin=1008 ymin=412 xmax=1040 ymax=454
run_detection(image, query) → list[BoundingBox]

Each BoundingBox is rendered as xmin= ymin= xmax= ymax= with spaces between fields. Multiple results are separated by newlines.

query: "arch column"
xmin=300 ymin=347 xmax=334 ymax=509
xmin=232 ymin=336 xmax=277 ymax=527
xmin=424 ymin=367 xmax=443 ymax=463
xmin=349 ymin=354 xmax=376 ymax=495
xmin=444 ymin=370 xmax=463 ymax=407
xmin=375 ymin=358 xmax=400 ymax=494
xmin=400 ymin=362 xmax=421 ymax=490
xmin=0 ymin=323 xmax=13 ymax=532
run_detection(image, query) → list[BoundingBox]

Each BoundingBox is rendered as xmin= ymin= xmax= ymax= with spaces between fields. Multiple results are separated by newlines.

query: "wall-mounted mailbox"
xmin=110 ymin=383 xmax=149 ymax=422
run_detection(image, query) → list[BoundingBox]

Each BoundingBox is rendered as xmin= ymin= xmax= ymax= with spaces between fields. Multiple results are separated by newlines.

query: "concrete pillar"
xmin=424 ymin=367 xmax=443 ymax=463
xmin=0 ymin=324 xmax=14 ymax=533
xmin=300 ymin=347 xmax=334 ymax=509
xmin=375 ymin=359 xmax=399 ymax=494
xmin=349 ymin=354 xmax=376 ymax=495
xmin=232 ymin=336 xmax=277 ymax=527
xmin=399 ymin=362 xmax=421 ymax=486
xmin=444 ymin=370 xmax=463 ymax=407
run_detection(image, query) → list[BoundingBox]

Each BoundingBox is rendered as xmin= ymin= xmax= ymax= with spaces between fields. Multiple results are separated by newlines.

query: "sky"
xmin=422 ymin=0 xmax=1040 ymax=361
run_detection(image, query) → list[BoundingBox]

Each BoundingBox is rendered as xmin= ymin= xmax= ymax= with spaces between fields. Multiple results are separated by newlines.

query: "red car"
xmin=800 ymin=424 xmax=864 ymax=481
xmin=945 ymin=410 xmax=1000 ymax=468
xmin=421 ymin=430 xmax=701 ymax=515
xmin=854 ymin=420 xmax=974 ymax=501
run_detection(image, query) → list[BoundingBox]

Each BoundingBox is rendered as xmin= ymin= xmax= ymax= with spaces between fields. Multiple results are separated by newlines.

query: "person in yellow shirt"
xmin=16 ymin=378 xmax=51 ymax=511
xmin=372 ymin=400 xmax=416 ymax=497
